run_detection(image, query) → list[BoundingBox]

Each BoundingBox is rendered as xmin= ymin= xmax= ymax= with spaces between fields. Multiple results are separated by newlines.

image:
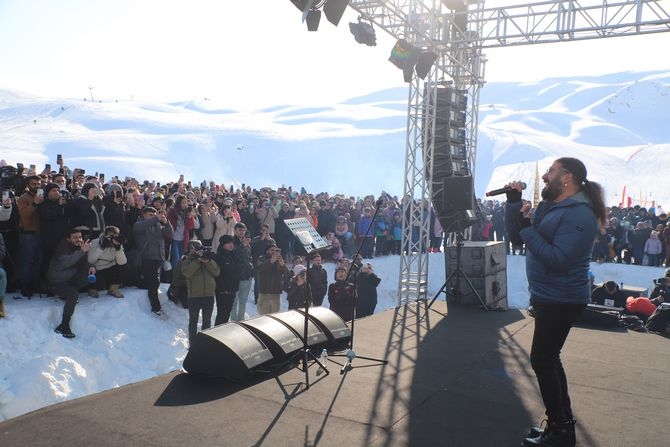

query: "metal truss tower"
xmin=345 ymin=0 xmax=670 ymax=306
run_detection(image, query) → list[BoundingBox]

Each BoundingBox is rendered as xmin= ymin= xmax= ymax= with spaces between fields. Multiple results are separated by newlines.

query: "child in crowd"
xmin=328 ymin=266 xmax=355 ymax=322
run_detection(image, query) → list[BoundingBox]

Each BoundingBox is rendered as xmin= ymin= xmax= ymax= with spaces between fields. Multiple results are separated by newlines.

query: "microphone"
xmin=485 ymin=182 xmax=527 ymax=197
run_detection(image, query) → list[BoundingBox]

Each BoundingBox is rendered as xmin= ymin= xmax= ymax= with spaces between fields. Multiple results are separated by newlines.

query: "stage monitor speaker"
xmin=183 ymin=322 xmax=273 ymax=379
xmin=239 ymin=315 xmax=303 ymax=362
xmin=296 ymin=306 xmax=351 ymax=345
xmin=269 ymin=310 xmax=329 ymax=347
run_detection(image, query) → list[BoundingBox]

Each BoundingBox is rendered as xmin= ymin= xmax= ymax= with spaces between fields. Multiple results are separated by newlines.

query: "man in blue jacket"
xmin=506 ymin=157 xmax=606 ymax=447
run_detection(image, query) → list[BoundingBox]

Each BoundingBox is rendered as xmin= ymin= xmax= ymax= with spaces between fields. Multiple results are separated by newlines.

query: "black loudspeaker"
xmin=240 ymin=315 xmax=303 ymax=362
xmin=575 ymin=304 xmax=621 ymax=328
xmin=296 ymin=306 xmax=351 ymax=345
xmin=269 ymin=310 xmax=329 ymax=347
xmin=183 ymin=322 xmax=273 ymax=379
xmin=441 ymin=175 xmax=473 ymax=211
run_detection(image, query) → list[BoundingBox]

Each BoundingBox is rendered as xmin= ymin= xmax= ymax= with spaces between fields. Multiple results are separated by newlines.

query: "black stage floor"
xmin=1 ymin=301 xmax=668 ymax=447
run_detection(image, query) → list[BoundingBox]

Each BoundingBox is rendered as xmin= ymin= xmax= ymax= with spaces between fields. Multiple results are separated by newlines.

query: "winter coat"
xmin=256 ymin=255 xmax=289 ymax=294
xmin=37 ymin=197 xmax=71 ymax=250
xmin=506 ymin=191 xmax=598 ymax=305
xmin=47 ymin=238 xmax=90 ymax=286
xmin=17 ymin=191 xmax=40 ymax=232
xmin=286 ymin=277 xmax=308 ymax=309
xmin=182 ymin=256 xmax=220 ymax=298
xmin=167 ymin=207 xmax=196 ymax=250
xmin=644 ymin=237 xmax=663 ymax=255
xmin=132 ymin=215 xmax=174 ymax=262
xmin=256 ymin=206 xmax=278 ymax=234
xmin=359 ymin=215 xmax=374 ymax=238
xmin=328 ymin=280 xmax=355 ymax=322
xmin=88 ymin=235 xmax=127 ymax=271
xmin=356 ymin=271 xmax=381 ymax=318
xmin=211 ymin=215 xmax=237 ymax=252
xmin=215 ymin=247 xmax=240 ymax=294
xmin=308 ymin=264 xmax=328 ymax=303
xmin=71 ymin=196 xmax=106 ymax=237
xmin=233 ymin=237 xmax=254 ymax=280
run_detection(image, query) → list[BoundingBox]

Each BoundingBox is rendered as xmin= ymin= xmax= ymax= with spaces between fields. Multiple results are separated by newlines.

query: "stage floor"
xmin=1 ymin=301 xmax=668 ymax=447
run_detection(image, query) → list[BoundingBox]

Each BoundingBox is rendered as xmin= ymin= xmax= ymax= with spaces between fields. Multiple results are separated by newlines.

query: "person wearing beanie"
xmin=214 ymin=233 xmax=239 ymax=325
xmin=182 ymin=238 xmax=219 ymax=347
xmin=328 ymin=266 xmax=355 ymax=322
xmin=37 ymin=181 xmax=72 ymax=291
xmin=286 ymin=263 xmax=308 ymax=310
xmin=307 ymin=253 xmax=328 ymax=307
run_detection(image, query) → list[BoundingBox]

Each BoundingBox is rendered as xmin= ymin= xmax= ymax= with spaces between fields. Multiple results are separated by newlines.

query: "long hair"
xmin=557 ymin=157 xmax=607 ymax=227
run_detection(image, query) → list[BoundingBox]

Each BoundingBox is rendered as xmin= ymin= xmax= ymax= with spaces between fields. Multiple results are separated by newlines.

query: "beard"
xmin=541 ymin=176 xmax=564 ymax=201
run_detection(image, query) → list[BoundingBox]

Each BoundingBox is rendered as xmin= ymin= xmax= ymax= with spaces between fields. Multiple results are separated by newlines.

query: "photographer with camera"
xmin=590 ymin=280 xmax=627 ymax=308
xmin=256 ymin=243 xmax=288 ymax=315
xmin=182 ymin=240 xmax=219 ymax=347
xmin=87 ymin=225 xmax=127 ymax=298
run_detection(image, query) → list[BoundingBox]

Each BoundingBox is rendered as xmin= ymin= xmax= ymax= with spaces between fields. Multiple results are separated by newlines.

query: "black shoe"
xmin=526 ymin=419 xmax=576 ymax=439
xmin=55 ymin=323 xmax=75 ymax=338
xmin=522 ymin=420 xmax=576 ymax=447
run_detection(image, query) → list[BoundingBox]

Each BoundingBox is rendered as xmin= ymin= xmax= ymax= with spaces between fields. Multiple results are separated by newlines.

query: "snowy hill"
xmin=2 ymin=70 xmax=669 ymax=206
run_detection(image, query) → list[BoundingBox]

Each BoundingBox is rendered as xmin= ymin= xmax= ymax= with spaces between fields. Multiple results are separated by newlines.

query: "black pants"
xmin=188 ymin=296 xmax=214 ymax=345
xmin=141 ymin=259 xmax=162 ymax=312
xmin=54 ymin=272 xmax=88 ymax=323
xmin=93 ymin=264 xmax=123 ymax=290
xmin=215 ymin=291 xmax=235 ymax=326
xmin=530 ymin=300 xmax=586 ymax=422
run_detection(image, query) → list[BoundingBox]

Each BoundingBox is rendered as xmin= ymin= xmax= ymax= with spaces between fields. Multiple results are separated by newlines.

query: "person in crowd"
xmin=231 ymin=223 xmax=253 ymax=321
xmin=506 ymin=157 xmax=605 ymax=447
xmin=71 ymin=182 xmax=105 ymax=240
xmin=286 ymin=263 xmax=308 ymax=310
xmin=328 ymin=265 xmax=355 ymax=322
xmin=197 ymin=202 xmax=218 ymax=247
xmin=214 ymin=234 xmax=239 ymax=325
xmin=629 ymin=221 xmax=649 ymax=265
xmin=48 ymin=228 xmax=95 ymax=338
xmin=275 ymin=202 xmax=295 ymax=261
xmin=102 ymin=185 xmax=128 ymax=240
xmin=389 ymin=211 xmax=403 ymax=255
xmin=643 ymin=230 xmax=663 ymax=266
xmin=590 ymin=280 xmax=627 ymax=308
xmin=592 ymin=227 xmax=611 ymax=262
xmin=335 ymin=215 xmax=355 ymax=258
xmin=37 ymin=183 xmax=71 ymax=288
xmin=307 ymin=252 xmax=328 ymax=306
xmin=317 ymin=200 xmax=336 ymax=236
xmin=0 ymin=233 xmax=6 ymax=317
xmin=211 ymin=204 xmax=237 ymax=253
xmin=356 ymin=262 xmax=381 ymax=318
xmin=358 ymin=207 xmax=375 ymax=258
xmin=256 ymin=243 xmax=288 ymax=315
xmin=182 ymin=240 xmax=219 ymax=347
xmin=17 ymin=175 xmax=44 ymax=297
xmin=236 ymin=199 xmax=257 ymax=238
xmin=133 ymin=206 xmax=174 ymax=318
xmin=167 ymin=195 xmax=197 ymax=270
xmin=87 ymin=225 xmax=127 ymax=298
xmin=256 ymin=199 xmax=278 ymax=237
xmin=250 ymin=224 xmax=275 ymax=304
xmin=168 ymin=249 xmax=188 ymax=309
xmin=323 ymin=231 xmax=344 ymax=262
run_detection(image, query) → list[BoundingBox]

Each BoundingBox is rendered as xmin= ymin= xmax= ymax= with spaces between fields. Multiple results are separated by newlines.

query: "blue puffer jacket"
xmin=506 ymin=192 xmax=598 ymax=305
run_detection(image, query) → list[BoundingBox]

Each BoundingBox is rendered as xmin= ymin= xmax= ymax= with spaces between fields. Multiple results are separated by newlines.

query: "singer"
xmin=506 ymin=158 xmax=606 ymax=447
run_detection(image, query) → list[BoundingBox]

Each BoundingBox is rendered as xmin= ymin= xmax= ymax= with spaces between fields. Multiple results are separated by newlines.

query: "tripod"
xmin=283 ymin=218 xmax=330 ymax=389
xmin=427 ymin=232 xmax=489 ymax=311
xmin=330 ymin=199 xmax=388 ymax=374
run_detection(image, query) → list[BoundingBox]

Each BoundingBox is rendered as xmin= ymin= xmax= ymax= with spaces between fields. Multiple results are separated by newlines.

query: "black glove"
xmin=505 ymin=188 xmax=522 ymax=204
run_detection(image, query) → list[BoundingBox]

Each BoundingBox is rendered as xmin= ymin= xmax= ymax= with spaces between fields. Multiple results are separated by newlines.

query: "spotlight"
xmin=349 ymin=17 xmax=376 ymax=46
xmin=305 ymin=9 xmax=321 ymax=31
xmin=323 ymin=0 xmax=350 ymax=26
xmin=415 ymin=51 xmax=438 ymax=79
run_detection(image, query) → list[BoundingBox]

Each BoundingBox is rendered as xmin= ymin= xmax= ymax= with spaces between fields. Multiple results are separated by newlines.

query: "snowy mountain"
xmin=2 ymin=69 xmax=669 ymax=206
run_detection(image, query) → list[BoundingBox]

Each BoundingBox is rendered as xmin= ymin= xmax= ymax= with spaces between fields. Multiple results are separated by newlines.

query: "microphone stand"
xmin=330 ymin=199 xmax=388 ymax=374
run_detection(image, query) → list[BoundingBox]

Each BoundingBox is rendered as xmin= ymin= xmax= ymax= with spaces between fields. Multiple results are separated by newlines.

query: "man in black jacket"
xmin=307 ymin=252 xmax=328 ymax=306
xmin=214 ymin=234 xmax=239 ymax=325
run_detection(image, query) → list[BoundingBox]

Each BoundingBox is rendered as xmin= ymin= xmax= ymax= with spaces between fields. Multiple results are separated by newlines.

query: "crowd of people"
xmin=0 ymin=157 xmax=667 ymax=343
xmin=0 ymin=158 xmax=387 ymax=343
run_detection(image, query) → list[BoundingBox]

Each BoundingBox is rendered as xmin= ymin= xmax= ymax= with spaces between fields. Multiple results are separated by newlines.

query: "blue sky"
xmin=1 ymin=0 xmax=669 ymax=109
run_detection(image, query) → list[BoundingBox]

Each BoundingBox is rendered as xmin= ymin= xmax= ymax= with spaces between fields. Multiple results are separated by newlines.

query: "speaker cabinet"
xmin=240 ymin=315 xmax=303 ymax=362
xmin=183 ymin=322 xmax=273 ymax=379
xmin=268 ymin=310 xmax=329 ymax=347
xmin=296 ymin=306 xmax=351 ymax=345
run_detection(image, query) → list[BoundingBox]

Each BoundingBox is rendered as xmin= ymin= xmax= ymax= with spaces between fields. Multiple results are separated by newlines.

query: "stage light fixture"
xmin=415 ymin=51 xmax=438 ymax=79
xmin=349 ymin=17 xmax=377 ymax=46
xmin=306 ymin=9 xmax=321 ymax=31
xmin=323 ymin=0 xmax=350 ymax=26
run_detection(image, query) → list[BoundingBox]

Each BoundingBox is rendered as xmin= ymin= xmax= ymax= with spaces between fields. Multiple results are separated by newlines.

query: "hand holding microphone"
xmin=486 ymin=181 xmax=526 ymax=203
